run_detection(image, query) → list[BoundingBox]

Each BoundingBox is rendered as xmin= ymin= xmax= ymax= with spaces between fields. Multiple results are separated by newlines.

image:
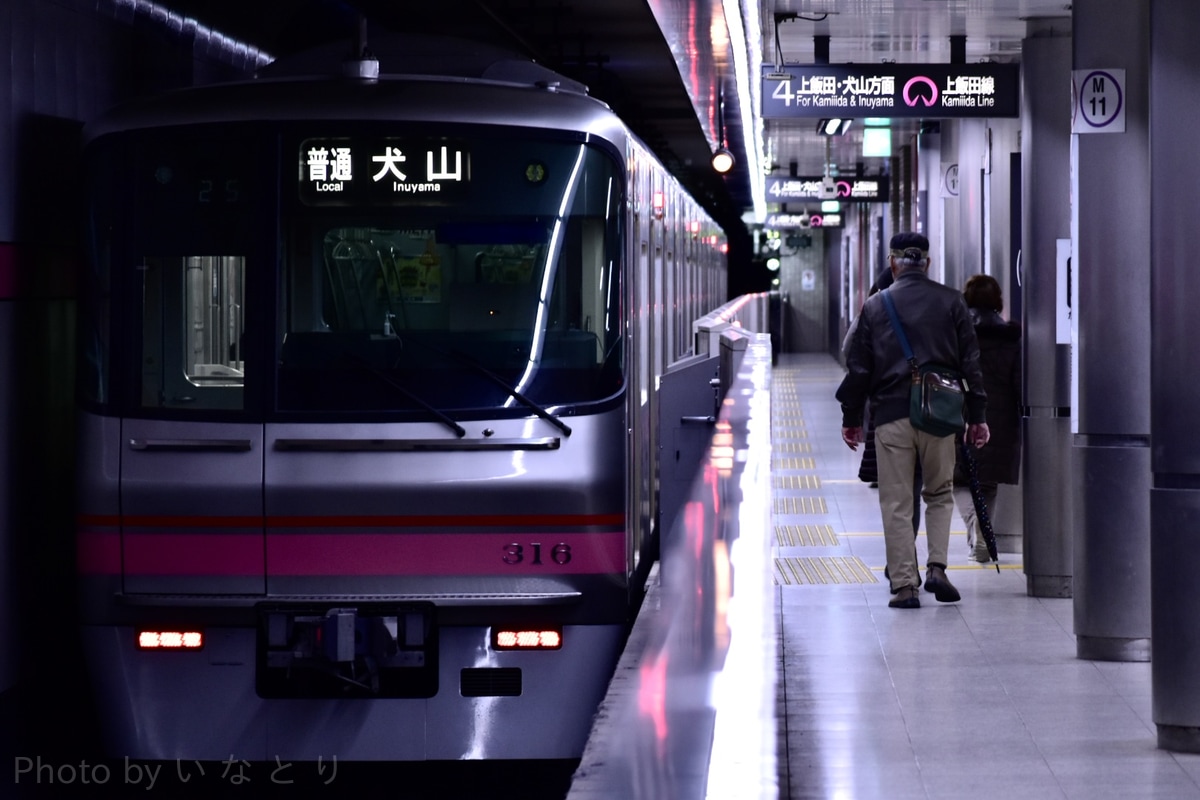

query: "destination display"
xmin=299 ymin=138 xmax=471 ymax=205
xmin=762 ymin=63 xmax=1019 ymax=119
xmin=766 ymin=176 xmax=889 ymax=202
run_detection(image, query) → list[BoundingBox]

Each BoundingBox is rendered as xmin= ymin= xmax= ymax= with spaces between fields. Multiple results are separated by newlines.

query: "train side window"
xmin=138 ymin=255 xmax=246 ymax=410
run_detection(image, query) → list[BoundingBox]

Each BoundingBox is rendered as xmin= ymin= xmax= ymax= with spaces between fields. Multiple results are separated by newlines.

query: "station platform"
xmin=770 ymin=353 xmax=1200 ymax=799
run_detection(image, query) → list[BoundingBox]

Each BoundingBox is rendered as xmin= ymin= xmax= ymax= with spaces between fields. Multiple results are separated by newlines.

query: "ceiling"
xmin=119 ymin=0 xmax=1074 ymax=235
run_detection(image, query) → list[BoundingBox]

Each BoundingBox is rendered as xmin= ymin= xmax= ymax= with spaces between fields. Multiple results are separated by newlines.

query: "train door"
xmin=661 ymin=184 xmax=677 ymax=364
xmin=647 ymin=169 xmax=666 ymax=548
xmin=118 ymin=132 xmax=267 ymax=595
xmin=628 ymin=148 xmax=654 ymax=576
xmin=120 ymin=255 xmax=265 ymax=595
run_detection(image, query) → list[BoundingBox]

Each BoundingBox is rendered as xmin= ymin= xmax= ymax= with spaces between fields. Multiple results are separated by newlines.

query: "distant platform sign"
xmin=766 ymin=176 xmax=889 ymax=202
xmin=762 ymin=64 xmax=1019 ymax=118
xmin=763 ymin=212 xmax=842 ymax=229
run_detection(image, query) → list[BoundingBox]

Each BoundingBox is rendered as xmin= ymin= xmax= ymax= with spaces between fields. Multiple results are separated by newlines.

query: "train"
xmin=73 ymin=33 xmax=729 ymax=762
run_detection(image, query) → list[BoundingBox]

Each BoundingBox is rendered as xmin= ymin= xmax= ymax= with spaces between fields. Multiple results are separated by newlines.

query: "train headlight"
xmin=492 ymin=628 xmax=563 ymax=650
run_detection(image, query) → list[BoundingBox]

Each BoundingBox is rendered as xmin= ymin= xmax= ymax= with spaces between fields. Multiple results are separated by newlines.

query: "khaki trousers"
xmin=875 ymin=418 xmax=957 ymax=591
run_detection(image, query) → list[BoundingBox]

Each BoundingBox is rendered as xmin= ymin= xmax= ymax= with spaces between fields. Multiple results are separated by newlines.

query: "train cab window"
xmin=80 ymin=127 xmax=261 ymax=416
xmin=138 ymin=255 xmax=246 ymax=410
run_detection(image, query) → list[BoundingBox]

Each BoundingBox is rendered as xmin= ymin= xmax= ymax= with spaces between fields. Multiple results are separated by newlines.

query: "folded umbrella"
xmin=959 ymin=439 xmax=1000 ymax=573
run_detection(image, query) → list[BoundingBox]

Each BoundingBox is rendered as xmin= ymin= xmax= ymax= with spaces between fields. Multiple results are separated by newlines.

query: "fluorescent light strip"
xmin=723 ymin=0 xmax=767 ymax=223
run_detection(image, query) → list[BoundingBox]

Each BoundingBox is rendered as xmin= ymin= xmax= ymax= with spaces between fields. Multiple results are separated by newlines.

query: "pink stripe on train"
xmin=265 ymin=532 xmax=625 ymax=576
xmin=76 ymin=525 xmax=626 ymax=577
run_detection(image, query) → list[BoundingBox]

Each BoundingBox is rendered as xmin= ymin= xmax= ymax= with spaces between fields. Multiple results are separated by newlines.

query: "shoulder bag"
xmin=880 ymin=289 xmax=965 ymax=438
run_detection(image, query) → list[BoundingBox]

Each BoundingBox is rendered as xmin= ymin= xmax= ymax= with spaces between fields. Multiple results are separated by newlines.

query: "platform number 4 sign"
xmin=1072 ymin=69 xmax=1125 ymax=134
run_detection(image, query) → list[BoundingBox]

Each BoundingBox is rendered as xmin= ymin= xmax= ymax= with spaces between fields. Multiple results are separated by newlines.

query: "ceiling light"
xmin=711 ymin=148 xmax=736 ymax=174
xmin=817 ymin=118 xmax=851 ymax=136
xmin=862 ymin=127 xmax=891 ymax=157
xmin=723 ymin=0 xmax=766 ymax=221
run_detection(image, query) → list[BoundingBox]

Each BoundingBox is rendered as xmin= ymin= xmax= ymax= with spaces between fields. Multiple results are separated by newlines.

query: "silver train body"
xmin=74 ymin=37 xmax=728 ymax=761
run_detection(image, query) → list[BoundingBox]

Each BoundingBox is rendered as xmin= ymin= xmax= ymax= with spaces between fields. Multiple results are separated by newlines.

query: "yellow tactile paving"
xmin=775 ymin=524 xmax=839 ymax=547
xmin=773 ymin=556 xmax=879 ymax=586
xmin=772 ymin=457 xmax=815 ymax=471
xmin=774 ymin=496 xmax=828 ymax=515
xmin=772 ymin=474 xmax=821 ymax=491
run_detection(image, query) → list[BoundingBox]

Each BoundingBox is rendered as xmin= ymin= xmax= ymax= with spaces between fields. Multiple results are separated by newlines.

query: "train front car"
xmin=74 ymin=40 xmax=702 ymax=763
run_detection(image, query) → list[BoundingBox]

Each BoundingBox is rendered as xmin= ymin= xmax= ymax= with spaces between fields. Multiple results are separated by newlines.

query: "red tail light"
xmin=493 ymin=629 xmax=562 ymax=650
xmin=137 ymin=630 xmax=204 ymax=650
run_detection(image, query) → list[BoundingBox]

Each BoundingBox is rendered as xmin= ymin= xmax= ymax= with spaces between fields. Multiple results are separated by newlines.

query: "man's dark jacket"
xmin=836 ymin=269 xmax=987 ymax=429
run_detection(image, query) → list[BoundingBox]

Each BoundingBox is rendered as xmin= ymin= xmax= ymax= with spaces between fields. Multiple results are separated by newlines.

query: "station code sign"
xmin=766 ymin=176 xmax=889 ymax=202
xmin=762 ymin=63 xmax=1019 ymax=119
xmin=299 ymin=138 xmax=471 ymax=205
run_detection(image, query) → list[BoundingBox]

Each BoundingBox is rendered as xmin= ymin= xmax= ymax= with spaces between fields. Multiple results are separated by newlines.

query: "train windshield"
xmin=81 ymin=126 xmax=625 ymax=420
xmin=280 ymin=137 xmax=625 ymax=415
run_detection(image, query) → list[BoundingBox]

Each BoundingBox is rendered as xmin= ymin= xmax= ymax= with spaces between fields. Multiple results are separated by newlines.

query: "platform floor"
xmin=772 ymin=353 xmax=1200 ymax=800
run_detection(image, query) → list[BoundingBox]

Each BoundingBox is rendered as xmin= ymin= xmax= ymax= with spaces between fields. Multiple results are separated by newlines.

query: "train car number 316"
xmin=502 ymin=543 xmax=573 ymax=566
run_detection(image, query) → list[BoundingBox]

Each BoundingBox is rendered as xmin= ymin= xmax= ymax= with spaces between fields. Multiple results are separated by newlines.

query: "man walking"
xmin=836 ymin=232 xmax=990 ymax=609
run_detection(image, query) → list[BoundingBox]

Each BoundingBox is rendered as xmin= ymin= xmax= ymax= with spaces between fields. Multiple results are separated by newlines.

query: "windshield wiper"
xmin=450 ymin=350 xmax=573 ymax=437
xmin=342 ymin=351 xmax=466 ymax=438
xmin=396 ymin=337 xmax=572 ymax=437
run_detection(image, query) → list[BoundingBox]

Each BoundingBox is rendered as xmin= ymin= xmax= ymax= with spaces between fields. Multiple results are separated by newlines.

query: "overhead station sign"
xmin=766 ymin=176 xmax=889 ymax=202
xmin=299 ymin=138 xmax=471 ymax=205
xmin=764 ymin=212 xmax=842 ymax=230
xmin=762 ymin=64 xmax=1019 ymax=118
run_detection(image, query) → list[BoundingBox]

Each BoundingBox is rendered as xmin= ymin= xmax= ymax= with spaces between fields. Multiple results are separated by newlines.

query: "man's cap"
xmin=889 ymin=231 xmax=929 ymax=263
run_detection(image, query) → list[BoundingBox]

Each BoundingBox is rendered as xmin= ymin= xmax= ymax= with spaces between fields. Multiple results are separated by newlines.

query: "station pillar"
xmin=1150 ymin=0 xmax=1200 ymax=754
xmin=1019 ymin=25 xmax=1073 ymax=598
xmin=1070 ymin=1 xmax=1152 ymax=662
